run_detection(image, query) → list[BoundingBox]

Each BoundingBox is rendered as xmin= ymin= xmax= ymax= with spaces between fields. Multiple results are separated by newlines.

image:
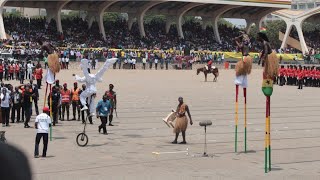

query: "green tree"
xmin=218 ymin=18 xmax=234 ymax=28
xmin=258 ymin=20 xmax=287 ymax=48
xmin=61 ymin=11 xmax=80 ymax=19
xmin=183 ymin=16 xmax=199 ymax=23
xmin=144 ymin=14 xmax=166 ymax=24
xmin=103 ymin=12 xmax=122 ymax=22
xmin=302 ymin=22 xmax=320 ymax=32
xmin=248 ymin=24 xmax=259 ymax=39
xmin=4 ymin=11 xmax=21 ymax=17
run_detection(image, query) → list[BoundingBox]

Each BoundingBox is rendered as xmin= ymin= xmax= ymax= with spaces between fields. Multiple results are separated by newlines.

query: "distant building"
xmin=291 ymin=0 xmax=320 ymax=10
xmin=262 ymin=0 xmax=320 ymax=25
xmin=3 ymin=7 xmax=46 ymax=17
xmin=3 ymin=7 xmax=71 ymax=18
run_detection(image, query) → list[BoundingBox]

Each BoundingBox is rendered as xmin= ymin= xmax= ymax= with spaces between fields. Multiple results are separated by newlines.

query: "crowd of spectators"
xmin=284 ymin=28 xmax=320 ymax=54
xmin=1 ymin=16 xmax=320 ymax=62
xmin=2 ymin=16 xmax=241 ymax=51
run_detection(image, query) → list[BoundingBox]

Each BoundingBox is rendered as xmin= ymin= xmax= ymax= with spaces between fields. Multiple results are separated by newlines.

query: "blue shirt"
xmin=96 ymin=100 xmax=111 ymax=117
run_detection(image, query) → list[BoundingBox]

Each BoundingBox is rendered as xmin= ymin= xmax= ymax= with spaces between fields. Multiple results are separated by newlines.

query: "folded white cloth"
xmin=234 ymin=75 xmax=248 ymax=88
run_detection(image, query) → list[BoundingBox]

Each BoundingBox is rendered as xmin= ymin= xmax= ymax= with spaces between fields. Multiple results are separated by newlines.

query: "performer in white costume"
xmin=75 ymin=58 xmax=117 ymax=115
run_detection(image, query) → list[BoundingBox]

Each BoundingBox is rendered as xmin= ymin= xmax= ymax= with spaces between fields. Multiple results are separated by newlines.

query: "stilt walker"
xmin=257 ymin=30 xmax=279 ymax=173
xmin=75 ymin=58 xmax=117 ymax=115
xmin=234 ymin=31 xmax=253 ymax=153
xmin=37 ymin=38 xmax=60 ymax=141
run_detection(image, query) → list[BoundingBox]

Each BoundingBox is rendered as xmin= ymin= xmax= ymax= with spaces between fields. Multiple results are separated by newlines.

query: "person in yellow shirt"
xmin=137 ymin=51 xmax=141 ymax=63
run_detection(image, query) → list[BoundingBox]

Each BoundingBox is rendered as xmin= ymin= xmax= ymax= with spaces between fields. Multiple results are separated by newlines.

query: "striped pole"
xmin=244 ymin=88 xmax=247 ymax=153
xmin=49 ymin=84 xmax=53 ymax=141
xmin=235 ymin=85 xmax=239 ymax=152
xmin=268 ymin=96 xmax=271 ymax=171
xmin=265 ymin=96 xmax=269 ymax=173
xmin=43 ymin=83 xmax=49 ymax=107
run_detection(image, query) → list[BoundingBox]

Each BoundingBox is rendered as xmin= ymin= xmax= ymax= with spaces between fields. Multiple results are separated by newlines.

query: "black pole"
xmin=204 ymin=126 xmax=207 ymax=156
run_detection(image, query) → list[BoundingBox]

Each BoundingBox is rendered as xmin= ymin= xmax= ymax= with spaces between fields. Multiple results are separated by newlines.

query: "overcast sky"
xmin=225 ymin=18 xmax=247 ymax=27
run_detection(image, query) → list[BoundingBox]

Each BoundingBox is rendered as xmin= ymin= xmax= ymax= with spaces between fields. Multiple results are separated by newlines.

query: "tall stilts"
xmin=268 ymin=96 xmax=271 ymax=171
xmin=43 ymin=83 xmax=49 ymax=107
xmin=265 ymin=96 xmax=268 ymax=173
xmin=235 ymin=85 xmax=239 ymax=152
xmin=265 ymin=96 xmax=271 ymax=173
xmin=244 ymin=88 xmax=247 ymax=153
xmin=49 ymin=84 xmax=53 ymax=141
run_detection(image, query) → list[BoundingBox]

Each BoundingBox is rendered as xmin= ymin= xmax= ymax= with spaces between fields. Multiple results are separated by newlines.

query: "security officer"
xmin=71 ymin=82 xmax=81 ymax=121
xmin=60 ymin=83 xmax=71 ymax=121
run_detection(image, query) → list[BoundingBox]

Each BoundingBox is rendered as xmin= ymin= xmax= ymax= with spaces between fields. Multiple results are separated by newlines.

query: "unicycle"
xmin=76 ymin=94 xmax=95 ymax=147
xmin=76 ymin=114 xmax=90 ymax=147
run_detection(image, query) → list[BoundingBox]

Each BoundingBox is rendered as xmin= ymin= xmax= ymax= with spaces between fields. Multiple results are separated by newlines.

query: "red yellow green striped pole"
xmin=265 ymin=96 xmax=269 ymax=173
xmin=235 ymin=85 xmax=239 ymax=152
xmin=244 ymin=88 xmax=247 ymax=153
xmin=268 ymin=96 xmax=271 ymax=171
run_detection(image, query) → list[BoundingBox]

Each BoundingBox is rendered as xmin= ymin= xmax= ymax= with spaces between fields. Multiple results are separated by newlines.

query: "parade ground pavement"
xmin=2 ymin=66 xmax=320 ymax=180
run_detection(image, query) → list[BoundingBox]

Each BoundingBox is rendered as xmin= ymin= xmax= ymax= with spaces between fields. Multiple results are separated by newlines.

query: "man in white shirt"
xmin=221 ymin=53 xmax=225 ymax=63
xmin=70 ymin=50 xmax=75 ymax=61
xmin=154 ymin=58 xmax=159 ymax=70
xmin=26 ymin=61 xmax=33 ymax=80
xmin=142 ymin=57 xmax=147 ymax=70
xmin=132 ymin=58 xmax=136 ymax=69
xmin=1 ymin=88 xmax=11 ymax=127
xmin=65 ymin=56 xmax=70 ymax=69
xmin=34 ymin=107 xmax=52 ymax=158
xmin=61 ymin=56 xmax=65 ymax=69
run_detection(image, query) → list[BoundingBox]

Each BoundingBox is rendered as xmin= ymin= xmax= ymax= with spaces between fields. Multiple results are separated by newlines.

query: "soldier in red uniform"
xmin=311 ymin=66 xmax=317 ymax=87
xmin=105 ymin=84 xmax=117 ymax=126
xmin=306 ymin=67 xmax=312 ymax=87
xmin=302 ymin=67 xmax=306 ymax=86
xmin=285 ymin=65 xmax=289 ymax=85
xmin=316 ymin=68 xmax=320 ymax=87
xmin=293 ymin=66 xmax=298 ymax=86
xmin=15 ymin=62 xmax=20 ymax=80
xmin=297 ymin=66 xmax=304 ymax=89
xmin=288 ymin=65 xmax=294 ymax=85
xmin=8 ymin=62 xmax=15 ymax=80
xmin=279 ymin=65 xmax=286 ymax=86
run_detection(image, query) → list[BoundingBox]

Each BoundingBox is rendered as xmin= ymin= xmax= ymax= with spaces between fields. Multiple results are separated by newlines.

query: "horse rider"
xmin=205 ymin=59 xmax=213 ymax=72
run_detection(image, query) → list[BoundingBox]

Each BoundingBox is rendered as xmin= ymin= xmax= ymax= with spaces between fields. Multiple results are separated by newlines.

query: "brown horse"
xmin=197 ymin=67 xmax=219 ymax=82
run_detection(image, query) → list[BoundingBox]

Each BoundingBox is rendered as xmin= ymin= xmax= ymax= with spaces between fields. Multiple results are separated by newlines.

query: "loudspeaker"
xmin=199 ymin=120 xmax=212 ymax=127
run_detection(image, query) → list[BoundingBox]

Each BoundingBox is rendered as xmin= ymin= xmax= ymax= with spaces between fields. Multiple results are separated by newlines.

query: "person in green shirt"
xmin=43 ymin=56 xmax=48 ymax=69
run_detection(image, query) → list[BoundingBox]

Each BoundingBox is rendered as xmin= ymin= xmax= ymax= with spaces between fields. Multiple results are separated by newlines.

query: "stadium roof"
xmin=4 ymin=0 xmax=291 ymax=12
xmin=0 ymin=0 xmax=291 ymax=40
